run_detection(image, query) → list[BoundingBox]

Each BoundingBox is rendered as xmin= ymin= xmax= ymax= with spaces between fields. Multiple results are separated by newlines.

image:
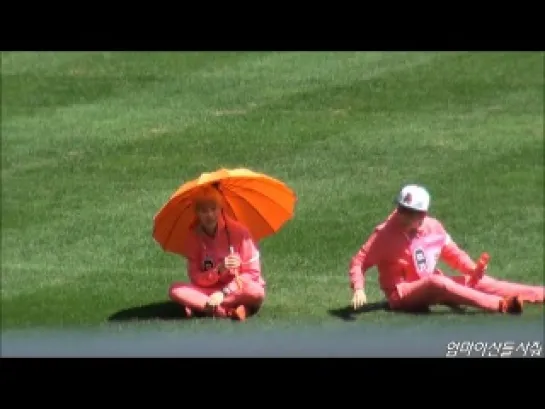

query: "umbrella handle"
xmin=229 ymin=246 xmax=243 ymax=290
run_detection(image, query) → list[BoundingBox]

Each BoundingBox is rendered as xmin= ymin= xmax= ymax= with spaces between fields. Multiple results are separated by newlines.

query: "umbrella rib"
xmin=223 ymin=182 xmax=296 ymax=214
xmin=220 ymin=194 xmax=236 ymax=218
xmin=222 ymin=191 xmax=285 ymax=233
xmin=162 ymin=200 xmax=193 ymax=250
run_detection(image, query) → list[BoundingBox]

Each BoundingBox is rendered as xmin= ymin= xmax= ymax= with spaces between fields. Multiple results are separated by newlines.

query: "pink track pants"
xmin=169 ymin=276 xmax=265 ymax=318
xmin=389 ymin=274 xmax=544 ymax=312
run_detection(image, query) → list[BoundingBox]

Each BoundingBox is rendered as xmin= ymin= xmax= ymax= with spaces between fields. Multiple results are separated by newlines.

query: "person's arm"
xmin=222 ymin=231 xmax=261 ymax=294
xmin=440 ymin=233 xmax=476 ymax=275
xmin=349 ymin=228 xmax=381 ymax=291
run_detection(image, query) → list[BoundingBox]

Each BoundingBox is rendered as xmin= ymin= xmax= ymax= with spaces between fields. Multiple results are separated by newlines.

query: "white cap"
xmin=396 ymin=184 xmax=430 ymax=212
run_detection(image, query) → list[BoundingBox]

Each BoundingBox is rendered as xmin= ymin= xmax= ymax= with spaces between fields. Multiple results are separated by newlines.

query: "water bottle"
xmin=468 ymin=252 xmax=489 ymax=287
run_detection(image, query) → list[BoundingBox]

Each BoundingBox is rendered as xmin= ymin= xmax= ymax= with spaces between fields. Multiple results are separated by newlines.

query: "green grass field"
xmin=2 ymin=51 xmax=544 ymax=333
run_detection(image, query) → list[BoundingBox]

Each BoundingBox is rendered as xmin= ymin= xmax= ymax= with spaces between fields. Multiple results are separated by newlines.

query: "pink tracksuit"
xmin=169 ymin=217 xmax=265 ymax=317
xmin=349 ymin=210 xmax=544 ymax=312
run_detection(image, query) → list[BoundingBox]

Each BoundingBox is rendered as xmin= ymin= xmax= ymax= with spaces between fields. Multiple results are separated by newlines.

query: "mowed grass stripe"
xmin=1 ymin=51 xmax=439 ymax=172
xmin=1 ymin=52 xmax=543 ymax=328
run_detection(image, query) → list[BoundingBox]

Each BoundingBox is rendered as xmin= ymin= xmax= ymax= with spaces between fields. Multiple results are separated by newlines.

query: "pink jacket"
xmin=184 ymin=216 xmax=265 ymax=291
xmin=349 ymin=210 xmax=476 ymax=296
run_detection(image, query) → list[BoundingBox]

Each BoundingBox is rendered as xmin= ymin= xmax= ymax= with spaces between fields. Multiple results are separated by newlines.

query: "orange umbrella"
xmin=152 ymin=168 xmax=297 ymax=257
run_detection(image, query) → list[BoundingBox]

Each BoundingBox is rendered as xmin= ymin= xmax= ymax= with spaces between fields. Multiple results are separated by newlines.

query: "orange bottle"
xmin=468 ymin=252 xmax=489 ymax=287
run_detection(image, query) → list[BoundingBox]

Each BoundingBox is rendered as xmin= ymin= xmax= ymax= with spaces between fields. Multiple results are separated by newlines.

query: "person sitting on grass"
xmin=169 ymin=187 xmax=265 ymax=321
xmin=349 ymin=184 xmax=544 ymax=315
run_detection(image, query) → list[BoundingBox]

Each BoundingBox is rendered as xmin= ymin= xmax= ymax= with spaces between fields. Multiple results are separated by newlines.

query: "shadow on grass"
xmin=328 ymin=301 xmax=486 ymax=321
xmin=328 ymin=301 xmax=389 ymax=321
xmin=108 ymin=301 xmax=213 ymax=322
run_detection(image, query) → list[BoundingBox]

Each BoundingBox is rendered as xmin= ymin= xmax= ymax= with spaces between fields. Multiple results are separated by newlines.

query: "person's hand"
xmin=224 ymin=254 xmax=241 ymax=270
xmin=206 ymin=291 xmax=225 ymax=308
xmin=352 ymin=289 xmax=367 ymax=310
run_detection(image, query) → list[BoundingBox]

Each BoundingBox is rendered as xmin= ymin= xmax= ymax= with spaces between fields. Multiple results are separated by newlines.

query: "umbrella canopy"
xmin=153 ymin=168 xmax=297 ymax=256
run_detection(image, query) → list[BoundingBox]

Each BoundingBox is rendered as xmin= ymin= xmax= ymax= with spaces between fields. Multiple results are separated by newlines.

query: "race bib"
xmin=410 ymin=234 xmax=447 ymax=278
xmin=201 ymin=255 xmax=215 ymax=271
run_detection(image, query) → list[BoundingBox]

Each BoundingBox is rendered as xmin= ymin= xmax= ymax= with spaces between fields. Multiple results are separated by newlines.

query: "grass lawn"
xmin=2 ymin=51 xmax=543 ymax=333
